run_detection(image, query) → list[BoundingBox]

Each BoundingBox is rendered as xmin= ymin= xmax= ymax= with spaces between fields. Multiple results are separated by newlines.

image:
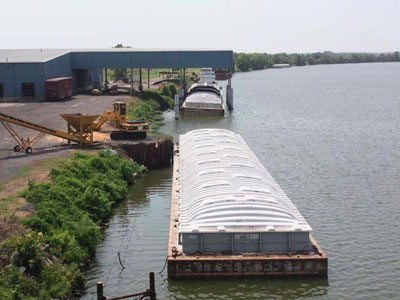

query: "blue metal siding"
xmin=0 ymin=55 xmax=72 ymax=100
xmin=0 ymin=63 xmax=15 ymax=99
xmin=71 ymin=51 xmax=182 ymax=69
xmin=70 ymin=52 xmax=92 ymax=69
xmin=130 ymin=51 xmax=181 ymax=68
xmin=71 ymin=50 xmax=233 ymax=69
xmin=181 ymin=51 xmax=233 ymax=68
xmin=93 ymin=52 xmax=131 ymax=68
xmin=10 ymin=63 xmax=44 ymax=100
xmin=44 ymin=53 xmax=72 ymax=79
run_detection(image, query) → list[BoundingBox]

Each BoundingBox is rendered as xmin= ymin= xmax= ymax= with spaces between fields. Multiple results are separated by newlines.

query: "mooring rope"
xmin=117 ymin=251 xmax=126 ymax=269
xmin=121 ymin=176 xmax=143 ymax=255
xmin=104 ymin=251 xmax=118 ymax=285
xmin=105 ymin=227 xmax=133 ymax=285
xmin=158 ymin=256 xmax=168 ymax=274
xmin=105 ymin=172 xmax=146 ymax=286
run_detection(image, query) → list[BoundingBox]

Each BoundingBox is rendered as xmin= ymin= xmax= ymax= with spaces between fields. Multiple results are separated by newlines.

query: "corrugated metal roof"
xmin=0 ymin=49 xmax=70 ymax=63
xmin=178 ymin=129 xmax=312 ymax=234
xmin=0 ymin=48 xmax=233 ymax=63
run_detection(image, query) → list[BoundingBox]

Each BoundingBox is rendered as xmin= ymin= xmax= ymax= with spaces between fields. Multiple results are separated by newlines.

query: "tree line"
xmin=234 ymin=51 xmax=400 ymax=72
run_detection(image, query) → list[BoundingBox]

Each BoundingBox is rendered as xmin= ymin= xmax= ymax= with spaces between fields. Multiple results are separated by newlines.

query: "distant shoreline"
xmin=234 ymin=60 xmax=400 ymax=73
xmin=234 ymin=51 xmax=400 ymax=72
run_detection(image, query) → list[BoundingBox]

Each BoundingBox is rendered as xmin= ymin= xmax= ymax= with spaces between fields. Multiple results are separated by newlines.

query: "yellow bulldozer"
xmin=93 ymin=101 xmax=149 ymax=140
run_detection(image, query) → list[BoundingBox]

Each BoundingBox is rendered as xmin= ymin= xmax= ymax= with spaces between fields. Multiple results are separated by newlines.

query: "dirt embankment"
xmin=0 ymin=150 xmax=97 ymax=243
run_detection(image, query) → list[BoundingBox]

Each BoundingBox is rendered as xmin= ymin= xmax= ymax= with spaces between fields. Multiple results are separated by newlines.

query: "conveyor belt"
xmin=0 ymin=112 xmax=87 ymax=144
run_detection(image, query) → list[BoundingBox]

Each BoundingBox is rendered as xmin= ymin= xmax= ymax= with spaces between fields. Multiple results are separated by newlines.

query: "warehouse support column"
xmin=139 ymin=68 xmax=143 ymax=92
xmin=174 ymin=94 xmax=180 ymax=120
xmin=12 ymin=63 xmax=17 ymax=101
xmin=226 ymin=68 xmax=234 ymax=110
xmin=105 ymin=69 xmax=108 ymax=90
xmin=130 ymin=68 xmax=133 ymax=95
xmin=178 ymin=68 xmax=184 ymax=105
xmin=148 ymin=68 xmax=150 ymax=90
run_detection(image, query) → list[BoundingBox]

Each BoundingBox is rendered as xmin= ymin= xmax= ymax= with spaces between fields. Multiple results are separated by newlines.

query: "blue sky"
xmin=0 ymin=0 xmax=399 ymax=53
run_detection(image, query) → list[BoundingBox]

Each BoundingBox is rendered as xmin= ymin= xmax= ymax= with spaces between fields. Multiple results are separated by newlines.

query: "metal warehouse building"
xmin=0 ymin=48 xmax=233 ymax=101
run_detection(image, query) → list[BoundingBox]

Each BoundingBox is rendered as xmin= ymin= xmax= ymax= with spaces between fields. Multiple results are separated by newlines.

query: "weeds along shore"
xmin=0 ymin=86 xmax=176 ymax=299
xmin=0 ymin=150 xmax=146 ymax=299
xmin=127 ymin=85 xmax=176 ymax=132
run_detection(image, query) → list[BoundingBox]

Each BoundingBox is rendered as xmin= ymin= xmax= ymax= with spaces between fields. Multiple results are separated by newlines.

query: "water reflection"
xmin=81 ymin=169 xmax=172 ymax=299
xmin=167 ymin=278 xmax=329 ymax=300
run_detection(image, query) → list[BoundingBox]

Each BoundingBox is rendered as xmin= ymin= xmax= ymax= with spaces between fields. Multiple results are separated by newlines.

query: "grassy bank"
xmin=0 ymin=151 xmax=145 ymax=299
xmin=127 ymin=85 xmax=176 ymax=131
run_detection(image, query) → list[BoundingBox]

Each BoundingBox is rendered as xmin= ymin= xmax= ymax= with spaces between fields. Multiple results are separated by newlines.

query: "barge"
xmin=168 ymin=129 xmax=328 ymax=278
xmin=181 ymin=69 xmax=225 ymax=116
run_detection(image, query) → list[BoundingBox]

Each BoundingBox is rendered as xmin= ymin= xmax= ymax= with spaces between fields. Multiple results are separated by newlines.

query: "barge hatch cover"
xmin=168 ymin=129 xmax=328 ymax=278
xmin=179 ymin=129 xmax=312 ymax=254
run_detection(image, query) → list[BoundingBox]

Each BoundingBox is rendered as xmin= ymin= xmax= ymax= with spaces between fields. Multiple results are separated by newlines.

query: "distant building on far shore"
xmin=272 ymin=63 xmax=291 ymax=68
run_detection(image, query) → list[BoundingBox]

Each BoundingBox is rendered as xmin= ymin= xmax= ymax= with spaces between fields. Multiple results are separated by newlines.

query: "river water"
xmin=82 ymin=63 xmax=400 ymax=300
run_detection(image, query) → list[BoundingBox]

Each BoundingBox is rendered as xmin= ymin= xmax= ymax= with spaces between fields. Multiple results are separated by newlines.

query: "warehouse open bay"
xmin=82 ymin=62 xmax=400 ymax=299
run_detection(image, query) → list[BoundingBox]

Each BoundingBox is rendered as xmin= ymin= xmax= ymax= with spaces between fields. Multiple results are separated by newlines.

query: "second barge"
xmin=168 ymin=129 xmax=328 ymax=278
xmin=181 ymin=69 xmax=225 ymax=116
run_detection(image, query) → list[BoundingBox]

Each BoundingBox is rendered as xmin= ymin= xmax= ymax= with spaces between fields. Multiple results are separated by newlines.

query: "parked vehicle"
xmin=45 ymin=77 xmax=73 ymax=101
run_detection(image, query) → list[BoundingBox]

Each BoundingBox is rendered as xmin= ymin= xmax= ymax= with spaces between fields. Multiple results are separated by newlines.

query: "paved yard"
xmin=0 ymin=95 xmax=121 ymax=181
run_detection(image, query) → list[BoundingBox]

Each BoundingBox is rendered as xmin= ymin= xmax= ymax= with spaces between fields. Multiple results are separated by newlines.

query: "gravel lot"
xmin=0 ymin=95 xmax=122 ymax=181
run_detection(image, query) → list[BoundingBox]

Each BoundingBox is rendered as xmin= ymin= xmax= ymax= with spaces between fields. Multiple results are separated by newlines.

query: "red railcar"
xmin=45 ymin=77 xmax=73 ymax=101
xmin=215 ymin=71 xmax=231 ymax=81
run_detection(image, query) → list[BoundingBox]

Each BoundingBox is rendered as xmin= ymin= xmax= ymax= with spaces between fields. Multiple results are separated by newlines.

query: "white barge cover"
xmin=183 ymin=82 xmax=223 ymax=109
xmin=178 ymin=129 xmax=312 ymax=254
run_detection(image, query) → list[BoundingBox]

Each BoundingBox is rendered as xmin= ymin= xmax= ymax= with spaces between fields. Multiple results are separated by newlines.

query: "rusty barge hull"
xmin=180 ymin=106 xmax=225 ymax=116
xmin=168 ymin=235 xmax=328 ymax=278
xmin=168 ymin=144 xmax=328 ymax=279
xmin=168 ymin=255 xmax=328 ymax=278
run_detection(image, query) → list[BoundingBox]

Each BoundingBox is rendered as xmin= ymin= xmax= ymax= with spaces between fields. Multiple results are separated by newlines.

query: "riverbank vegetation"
xmin=0 ymin=151 xmax=145 ymax=299
xmin=234 ymin=51 xmax=400 ymax=72
xmin=127 ymin=84 xmax=176 ymax=131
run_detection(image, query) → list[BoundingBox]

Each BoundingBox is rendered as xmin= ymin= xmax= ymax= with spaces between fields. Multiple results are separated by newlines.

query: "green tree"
xmin=111 ymin=44 xmax=132 ymax=81
xmin=294 ymin=54 xmax=306 ymax=66
xmin=233 ymin=51 xmax=400 ymax=72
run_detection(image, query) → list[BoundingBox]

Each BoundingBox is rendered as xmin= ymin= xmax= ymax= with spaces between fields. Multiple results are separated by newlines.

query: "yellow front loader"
xmin=93 ymin=101 xmax=149 ymax=140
